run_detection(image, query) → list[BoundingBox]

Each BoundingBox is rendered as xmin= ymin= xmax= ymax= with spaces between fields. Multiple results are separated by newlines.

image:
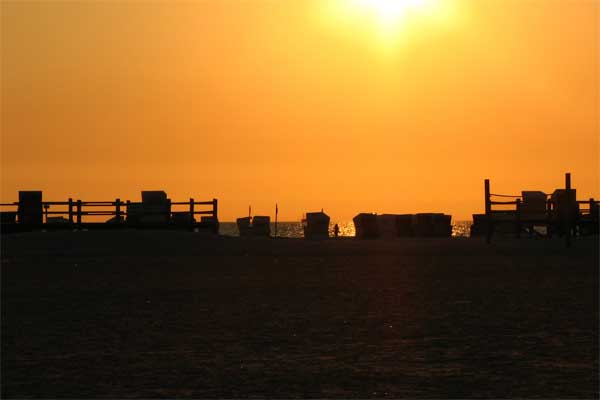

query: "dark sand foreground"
xmin=2 ymin=231 xmax=598 ymax=398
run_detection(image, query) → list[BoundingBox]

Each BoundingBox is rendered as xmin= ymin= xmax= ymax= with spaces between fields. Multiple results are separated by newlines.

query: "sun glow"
xmin=353 ymin=0 xmax=434 ymax=28
xmin=322 ymin=0 xmax=457 ymax=47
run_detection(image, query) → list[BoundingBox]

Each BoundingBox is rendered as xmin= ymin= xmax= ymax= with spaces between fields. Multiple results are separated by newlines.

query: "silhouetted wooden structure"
xmin=354 ymin=213 xmax=452 ymax=239
xmin=236 ymin=216 xmax=270 ymax=237
xmin=251 ymin=216 xmax=271 ymax=236
xmin=236 ymin=217 xmax=252 ymax=236
xmin=413 ymin=213 xmax=452 ymax=237
xmin=18 ymin=191 xmax=43 ymax=225
xmin=396 ymin=214 xmax=414 ymax=236
xmin=377 ymin=214 xmax=399 ymax=238
xmin=302 ymin=211 xmax=330 ymax=239
xmin=480 ymin=172 xmax=598 ymax=247
xmin=353 ymin=213 xmax=380 ymax=239
xmin=0 ymin=191 xmax=218 ymax=234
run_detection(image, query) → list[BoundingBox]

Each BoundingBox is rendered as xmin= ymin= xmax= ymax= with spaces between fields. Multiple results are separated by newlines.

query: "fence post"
xmin=43 ymin=203 xmax=49 ymax=224
xmin=213 ymin=198 xmax=218 ymax=234
xmin=116 ymin=198 xmax=121 ymax=224
xmin=76 ymin=200 xmax=82 ymax=229
xmin=68 ymin=198 xmax=73 ymax=225
xmin=565 ymin=172 xmax=571 ymax=248
xmin=485 ymin=179 xmax=492 ymax=244
xmin=189 ymin=198 xmax=194 ymax=226
xmin=546 ymin=199 xmax=553 ymax=238
xmin=591 ymin=198 xmax=598 ymax=235
xmin=126 ymin=200 xmax=130 ymax=225
xmin=515 ymin=198 xmax=521 ymax=238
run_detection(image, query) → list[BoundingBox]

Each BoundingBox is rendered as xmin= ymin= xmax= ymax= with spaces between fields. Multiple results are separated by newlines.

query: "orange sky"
xmin=1 ymin=0 xmax=598 ymax=221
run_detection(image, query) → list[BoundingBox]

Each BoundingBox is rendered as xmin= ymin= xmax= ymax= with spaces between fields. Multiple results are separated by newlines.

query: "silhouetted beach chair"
xmin=353 ymin=213 xmax=379 ymax=239
xmin=551 ymin=189 xmax=579 ymax=237
xmin=172 ymin=212 xmax=196 ymax=226
xmin=520 ymin=191 xmax=547 ymax=236
xmin=302 ymin=211 xmax=330 ymax=239
xmin=140 ymin=191 xmax=171 ymax=225
xmin=18 ymin=191 xmax=43 ymax=225
xmin=377 ymin=214 xmax=398 ymax=238
xmin=251 ymin=216 xmax=270 ymax=237
xmin=237 ymin=217 xmax=252 ymax=236
xmin=396 ymin=214 xmax=413 ymax=237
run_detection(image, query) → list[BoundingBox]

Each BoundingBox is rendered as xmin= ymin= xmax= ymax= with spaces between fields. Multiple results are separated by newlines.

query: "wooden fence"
xmin=484 ymin=173 xmax=598 ymax=247
xmin=0 ymin=197 xmax=218 ymax=233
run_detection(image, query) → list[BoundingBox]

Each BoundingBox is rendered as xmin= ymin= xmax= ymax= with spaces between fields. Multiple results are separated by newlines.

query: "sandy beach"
xmin=2 ymin=231 xmax=598 ymax=398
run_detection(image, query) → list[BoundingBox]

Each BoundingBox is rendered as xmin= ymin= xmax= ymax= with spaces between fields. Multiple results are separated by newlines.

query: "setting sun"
xmin=2 ymin=0 xmax=598 ymax=221
xmin=352 ymin=0 xmax=435 ymax=26
xmin=322 ymin=0 xmax=455 ymax=46
xmin=2 ymin=1 xmax=598 ymax=396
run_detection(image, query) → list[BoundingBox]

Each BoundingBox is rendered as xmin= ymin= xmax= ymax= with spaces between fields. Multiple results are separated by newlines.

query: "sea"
xmin=218 ymin=220 xmax=472 ymax=238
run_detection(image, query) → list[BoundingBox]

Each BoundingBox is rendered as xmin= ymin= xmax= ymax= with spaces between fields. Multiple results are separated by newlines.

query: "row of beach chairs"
xmin=353 ymin=213 xmax=452 ymax=239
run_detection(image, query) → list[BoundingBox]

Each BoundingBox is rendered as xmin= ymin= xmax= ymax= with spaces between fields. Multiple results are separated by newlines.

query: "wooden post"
xmin=485 ymin=179 xmax=492 ymax=244
xmin=212 ymin=198 xmax=218 ymax=234
xmin=115 ymin=198 xmax=121 ymax=224
xmin=565 ymin=172 xmax=571 ymax=248
xmin=515 ymin=198 xmax=521 ymax=239
xmin=76 ymin=200 xmax=82 ymax=228
xmin=546 ymin=199 xmax=553 ymax=238
xmin=591 ymin=198 xmax=598 ymax=235
xmin=126 ymin=200 xmax=130 ymax=225
xmin=275 ymin=203 xmax=278 ymax=238
xmin=189 ymin=198 xmax=194 ymax=226
xmin=68 ymin=198 xmax=73 ymax=225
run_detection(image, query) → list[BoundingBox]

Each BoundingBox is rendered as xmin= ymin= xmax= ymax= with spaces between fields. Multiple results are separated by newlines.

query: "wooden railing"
xmin=484 ymin=173 xmax=598 ymax=247
xmin=0 ymin=197 xmax=218 ymax=232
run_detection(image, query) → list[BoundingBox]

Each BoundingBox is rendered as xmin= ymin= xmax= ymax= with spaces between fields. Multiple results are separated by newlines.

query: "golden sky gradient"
xmin=1 ymin=0 xmax=598 ymax=221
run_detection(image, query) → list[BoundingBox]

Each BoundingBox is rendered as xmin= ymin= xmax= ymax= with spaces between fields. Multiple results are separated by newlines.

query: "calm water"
xmin=219 ymin=221 xmax=472 ymax=238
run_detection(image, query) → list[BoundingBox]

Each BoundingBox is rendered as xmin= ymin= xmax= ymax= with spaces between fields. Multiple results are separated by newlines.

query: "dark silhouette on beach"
xmin=0 ymin=173 xmax=599 ymax=398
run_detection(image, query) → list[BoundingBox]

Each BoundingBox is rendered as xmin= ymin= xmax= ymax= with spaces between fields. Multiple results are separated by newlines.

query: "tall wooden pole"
xmin=546 ymin=198 xmax=553 ymax=238
xmin=76 ymin=200 xmax=82 ymax=229
xmin=68 ymin=198 xmax=73 ymax=225
xmin=116 ymin=198 xmax=121 ymax=224
xmin=485 ymin=179 xmax=492 ymax=244
xmin=515 ymin=198 xmax=521 ymax=239
xmin=189 ymin=198 xmax=195 ymax=226
xmin=591 ymin=198 xmax=598 ymax=235
xmin=275 ymin=203 xmax=278 ymax=238
xmin=565 ymin=172 xmax=571 ymax=248
xmin=212 ymin=198 xmax=218 ymax=234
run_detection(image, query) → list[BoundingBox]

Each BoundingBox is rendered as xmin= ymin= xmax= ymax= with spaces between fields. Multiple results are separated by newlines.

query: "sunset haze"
xmin=2 ymin=0 xmax=598 ymax=221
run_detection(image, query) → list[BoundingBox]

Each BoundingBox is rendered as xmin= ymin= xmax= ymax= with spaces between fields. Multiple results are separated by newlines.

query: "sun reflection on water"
xmin=219 ymin=221 xmax=471 ymax=238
